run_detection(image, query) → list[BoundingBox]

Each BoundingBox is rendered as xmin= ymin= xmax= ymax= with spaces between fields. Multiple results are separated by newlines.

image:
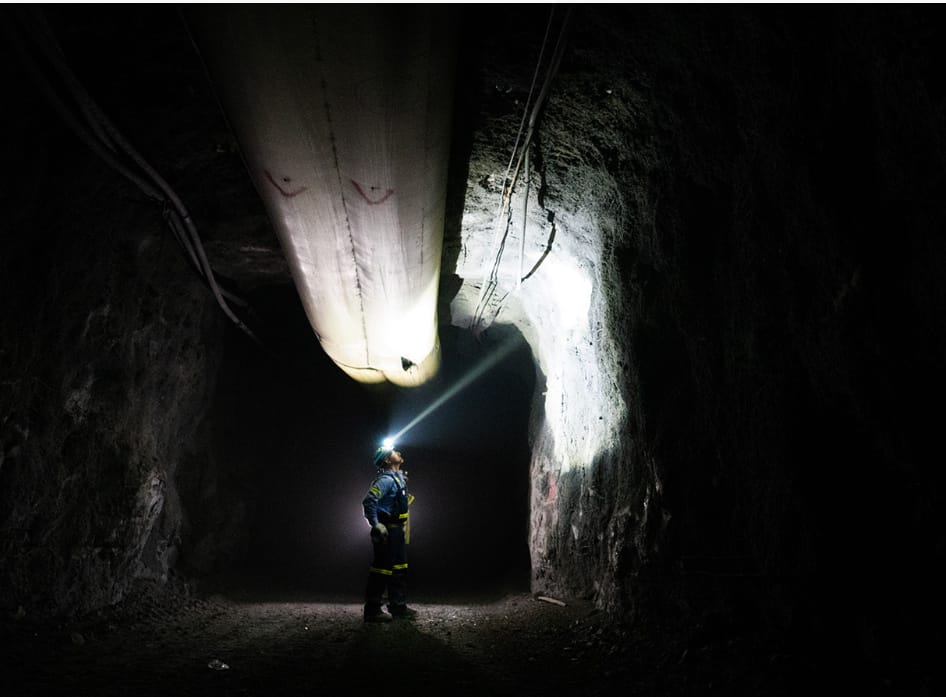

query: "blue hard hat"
xmin=372 ymin=445 xmax=392 ymax=468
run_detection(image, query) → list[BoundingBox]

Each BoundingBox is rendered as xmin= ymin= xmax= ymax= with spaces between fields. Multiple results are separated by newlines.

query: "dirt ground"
xmin=1 ymin=575 xmax=817 ymax=697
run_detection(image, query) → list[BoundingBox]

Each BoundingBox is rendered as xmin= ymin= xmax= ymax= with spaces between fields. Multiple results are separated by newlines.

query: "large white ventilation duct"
xmin=189 ymin=7 xmax=456 ymax=386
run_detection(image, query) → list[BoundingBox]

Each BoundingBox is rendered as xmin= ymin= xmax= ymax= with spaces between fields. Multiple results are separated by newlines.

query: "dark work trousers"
xmin=365 ymin=524 xmax=407 ymax=610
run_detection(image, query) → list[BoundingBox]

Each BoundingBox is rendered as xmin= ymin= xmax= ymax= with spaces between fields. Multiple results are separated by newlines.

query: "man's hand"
xmin=370 ymin=522 xmax=388 ymax=543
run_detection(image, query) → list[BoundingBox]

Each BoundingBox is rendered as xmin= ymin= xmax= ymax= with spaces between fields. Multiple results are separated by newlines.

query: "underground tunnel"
xmin=2 ymin=5 xmax=945 ymax=696
xmin=206 ymin=284 xmax=534 ymax=601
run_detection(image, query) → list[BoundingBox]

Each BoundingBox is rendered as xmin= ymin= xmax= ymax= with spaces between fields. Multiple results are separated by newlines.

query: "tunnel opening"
xmin=191 ymin=284 xmax=535 ymax=603
xmin=4 ymin=5 xmax=946 ymax=695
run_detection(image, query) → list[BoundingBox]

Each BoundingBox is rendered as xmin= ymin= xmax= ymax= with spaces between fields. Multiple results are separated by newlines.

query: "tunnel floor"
xmin=2 ymin=581 xmax=817 ymax=697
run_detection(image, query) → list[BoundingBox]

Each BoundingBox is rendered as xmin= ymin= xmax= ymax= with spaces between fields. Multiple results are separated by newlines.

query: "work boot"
xmin=388 ymin=604 xmax=418 ymax=619
xmin=364 ymin=606 xmax=392 ymax=623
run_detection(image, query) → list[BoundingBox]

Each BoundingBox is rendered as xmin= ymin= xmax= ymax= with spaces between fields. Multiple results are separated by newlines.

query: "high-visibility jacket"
xmin=363 ymin=469 xmax=410 ymax=528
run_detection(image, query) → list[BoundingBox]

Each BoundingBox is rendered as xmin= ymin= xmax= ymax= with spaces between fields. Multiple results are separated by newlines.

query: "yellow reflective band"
xmin=369 ymin=487 xmax=381 ymax=496
xmin=408 ymin=494 xmax=415 ymax=505
xmin=393 ymin=563 xmax=408 ymax=570
xmin=368 ymin=567 xmax=393 ymax=576
xmin=398 ymin=513 xmax=409 ymax=520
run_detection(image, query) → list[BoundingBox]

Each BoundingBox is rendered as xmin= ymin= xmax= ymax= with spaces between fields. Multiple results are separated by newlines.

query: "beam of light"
xmin=390 ymin=334 xmax=525 ymax=444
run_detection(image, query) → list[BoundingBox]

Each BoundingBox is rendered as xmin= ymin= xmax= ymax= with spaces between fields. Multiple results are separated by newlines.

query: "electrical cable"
xmin=518 ymin=144 xmax=529 ymax=290
xmin=28 ymin=11 xmax=119 ymax=155
xmin=5 ymin=24 xmax=164 ymax=204
xmin=470 ymin=10 xmax=554 ymax=332
xmin=470 ymin=6 xmax=573 ymax=336
xmin=6 ymin=8 xmax=262 ymax=346
xmin=34 ymin=16 xmax=260 ymax=343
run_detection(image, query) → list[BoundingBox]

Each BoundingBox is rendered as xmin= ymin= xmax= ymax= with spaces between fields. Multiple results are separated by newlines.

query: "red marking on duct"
xmin=351 ymin=179 xmax=394 ymax=205
xmin=548 ymin=475 xmax=558 ymax=504
xmin=264 ymin=169 xmax=308 ymax=198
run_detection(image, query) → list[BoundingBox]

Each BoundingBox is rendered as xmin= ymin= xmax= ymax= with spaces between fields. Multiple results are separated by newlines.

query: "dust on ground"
xmin=1 ymin=576 xmax=813 ymax=697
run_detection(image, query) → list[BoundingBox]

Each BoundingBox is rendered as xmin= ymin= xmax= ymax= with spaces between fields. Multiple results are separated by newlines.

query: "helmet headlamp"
xmin=372 ymin=438 xmax=397 ymax=468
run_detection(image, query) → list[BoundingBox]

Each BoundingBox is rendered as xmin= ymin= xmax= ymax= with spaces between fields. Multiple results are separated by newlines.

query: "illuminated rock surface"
xmin=1 ymin=6 xmax=943 ymax=695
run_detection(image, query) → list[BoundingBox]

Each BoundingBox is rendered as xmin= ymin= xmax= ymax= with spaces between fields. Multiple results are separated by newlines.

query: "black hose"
xmin=6 ymin=8 xmax=263 ymax=347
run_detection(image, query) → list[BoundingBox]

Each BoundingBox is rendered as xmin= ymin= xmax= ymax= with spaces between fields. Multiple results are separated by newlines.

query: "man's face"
xmin=387 ymin=450 xmax=404 ymax=467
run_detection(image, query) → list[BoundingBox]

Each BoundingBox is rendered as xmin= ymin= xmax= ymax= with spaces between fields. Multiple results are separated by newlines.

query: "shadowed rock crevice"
xmin=1 ymin=5 xmax=944 ymax=695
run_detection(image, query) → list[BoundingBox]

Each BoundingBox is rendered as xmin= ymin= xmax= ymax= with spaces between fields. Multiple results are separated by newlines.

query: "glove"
xmin=370 ymin=522 xmax=388 ymax=543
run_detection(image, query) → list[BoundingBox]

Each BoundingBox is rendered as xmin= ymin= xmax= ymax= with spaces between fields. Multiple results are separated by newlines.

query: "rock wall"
xmin=449 ymin=5 xmax=667 ymax=619
xmin=449 ymin=5 xmax=946 ymax=661
xmin=0 ymin=11 xmax=245 ymax=614
xmin=0 ymin=5 xmax=303 ymax=616
xmin=2 ymin=10 xmax=943 ymax=672
xmin=0 ymin=160 xmax=222 ymax=616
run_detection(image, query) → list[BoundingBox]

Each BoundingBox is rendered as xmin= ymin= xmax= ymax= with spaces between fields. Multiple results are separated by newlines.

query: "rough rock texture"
xmin=1 ymin=7 xmax=944 ymax=692
xmin=448 ymin=5 xmax=946 ymax=676
xmin=449 ymin=9 xmax=663 ymax=620
xmin=0 ymin=150 xmax=223 ymax=614
xmin=5 ymin=589 xmax=741 ymax=697
xmin=0 ymin=8 xmax=252 ymax=615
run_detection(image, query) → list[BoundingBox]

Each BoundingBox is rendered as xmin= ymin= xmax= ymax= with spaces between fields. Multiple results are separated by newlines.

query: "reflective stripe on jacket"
xmin=363 ymin=470 xmax=410 ymax=527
